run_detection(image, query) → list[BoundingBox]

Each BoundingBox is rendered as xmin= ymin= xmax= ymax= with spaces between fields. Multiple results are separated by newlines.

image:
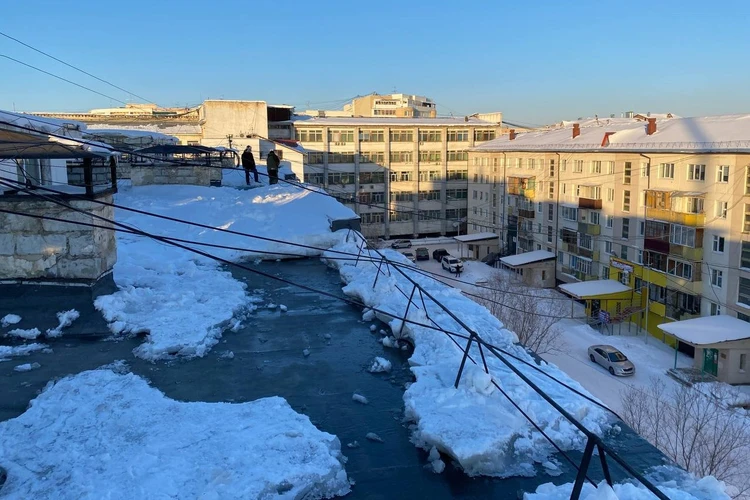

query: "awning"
xmin=0 ymin=128 xmax=115 ymax=160
xmin=657 ymin=315 xmax=750 ymax=347
xmin=558 ymin=279 xmax=630 ymax=299
xmin=454 ymin=232 xmax=499 ymax=243
xmin=672 ymin=191 xmax=706 ymax=198
xmin=499 ymin=250 xmax=555 ymax=267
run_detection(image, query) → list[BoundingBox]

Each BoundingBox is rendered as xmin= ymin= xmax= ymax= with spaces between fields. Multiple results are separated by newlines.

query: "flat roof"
xmin=293 ymin=116 xmax=495 ymax=127
xmin=558 ymin=280 xmax=631 ymax=299
xmin=454 ymin=232 xmax=499 ymax=243
xmin=500 ymin=250 xmax=556 ymax=267
xmin=658 ymin=315 xmax=750 ymax=346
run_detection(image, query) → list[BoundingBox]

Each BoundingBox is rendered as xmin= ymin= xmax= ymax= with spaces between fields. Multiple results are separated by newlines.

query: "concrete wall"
xmin=67 ymin=164 xmax=112 ymax=186
xmin=693 ymin=346 xmax=750 ymax=385
xmin=0 ymin=195 xmax=116 ymax=282
xmin=131 ymin=164 xmax=212 ymax=187
xmin=200 ymin=100 xmax=269 ymax=141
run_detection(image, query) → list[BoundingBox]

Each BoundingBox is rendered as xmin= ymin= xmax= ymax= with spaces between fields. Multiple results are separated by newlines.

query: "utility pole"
xmin=226 ymin=134 xmax=233 ymax=150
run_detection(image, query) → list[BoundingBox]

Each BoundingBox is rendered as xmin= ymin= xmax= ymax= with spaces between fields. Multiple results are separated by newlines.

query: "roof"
xmin=657 ymin=315 xmax=750 ymax=346
xmin=135 ymin=144 xmax=223 ymax=155
xmin=83 ymin=128 xmax=178 ymax=143
xmin=454 ymin=232 xmax=499 ymax=243
xmin=471 ymin=113 xmax=750 ymax=153
xmin=558 ymin=279 xmax=631 ymax=299
xmin=292 ymin=116 xmax=496 ymax=127
xmin=87 ymin=123 xmax=202 ymax=135
xmin=500 ymin=250 xmax=556 ymax=267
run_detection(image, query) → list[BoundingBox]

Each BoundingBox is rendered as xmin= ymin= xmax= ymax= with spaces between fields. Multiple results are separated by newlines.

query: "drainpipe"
xmin=502 ymin=152 xmax=507 ymax=255
xmin=639 ymin=153 xmax=652 ymax=341
xmin=555 ymin=152 xmax=562 ymax=283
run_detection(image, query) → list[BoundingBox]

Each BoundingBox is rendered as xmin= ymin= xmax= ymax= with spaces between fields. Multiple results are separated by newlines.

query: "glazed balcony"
xmin=645 ymin=208 xmax=705 ymax=227
xmin=578 ymin=197 xmax=602 ymax=210
xmin=578 ymin=221 xmax=601 ymax=235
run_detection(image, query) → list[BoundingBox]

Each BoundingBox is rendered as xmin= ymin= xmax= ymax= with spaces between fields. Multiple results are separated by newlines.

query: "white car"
xmin=390 ymin=239 xmax=412 ymax=249
xmin=401 ymin=251 xmax=416 ymax=263
xmin=441 ymin=256 xmax=464 ymax=273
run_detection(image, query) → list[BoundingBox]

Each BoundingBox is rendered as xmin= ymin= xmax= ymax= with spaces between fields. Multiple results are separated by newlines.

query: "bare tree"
xmin=476 ymin=273 xmax=567 ymax=354
xmin=621 ymin=378 xmax=750 ymax=497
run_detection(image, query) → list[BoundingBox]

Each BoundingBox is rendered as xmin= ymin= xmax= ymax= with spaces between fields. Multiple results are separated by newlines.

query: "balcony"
xmin=574 ymin=270 xmax=598 ymax=281
xmin=578 ymin=198 xmax=602 ymax=210
xmin=669 ymin=244 xmax=703 ymax=261
xmin=578 ymin=222 xmax=601 ymax=235
xmin=578 ymin=248 xmax=600 ymax=261
xmin=645 ymin=208 xmax=705 ymax=227
xmin=562 ymin=242 xmax=579 ymax=254
xmin=518 ymin=208 xmax=536 ymax=219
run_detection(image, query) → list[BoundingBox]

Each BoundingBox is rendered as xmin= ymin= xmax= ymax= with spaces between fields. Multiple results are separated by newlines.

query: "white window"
xmin=528 ymin=158 xmax=535 ymax=170
xmin=667 ymin=258 xmax=693 ymax=280
xmin=607 ymin=188 xmax=614 ymax=202
xmin=687 ymin=164 xmax=706 ymax=181
xmin=560 ymin=159 xmax=567 ymax=172
xmin=606 ymin=215 xmax=614 ymax=228
xmin=607 ymin=161 xmax=615 ymax=174
xmin=623 ymin=190 xmax=631 ymax=212
xmin=573 ymin=160 xmax=584 ymax=173
xmin=715 ymin=201 xmax=728 ymax=219
xmin=605 ymin=241 xmax=613 ymax=254
xmin=745 ymin=203 xmax=750 ymax=232
xmin=717 ymin=165 xmax=730 ymax=183
xmin=639 ymin=220 xmax=645 ymax=236
xmin=590 ymin=211 xmax=600 ymax=225
xmin=710 ymin=301 xmax=721 ymax=316
xmin=636 ymin=249 xmax=643 ymax=264
xmin=660 ymin=163 xmax=675 ymax=179
xmin=670 ymin=224 xmax=696 ymax=247
xmin=623 ymin=162 xmax=632 ymax=185
xmin=547 ymin=204 xmax=554 ymax=221
xmin=712 ymin=235 xmax=725 ymax=253
xmin=591 ymin=161 xmax=602 ymax=174
xmin=538 ymin=202 xmax=543 ymax=213
xmin=711 ymin=268 xmax=723 ymax=288
xmin=601 ymin=266 xmax=609 ymax=279
xmin=741 ymin=353 xmax=747 ymax=372
xmin=641 ymin=163 xmax=649 ymax=177
xmin=561 ymin=206 xmax=578 ymax=221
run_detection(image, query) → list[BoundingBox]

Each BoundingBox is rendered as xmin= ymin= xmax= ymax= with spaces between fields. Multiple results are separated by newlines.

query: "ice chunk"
xmin=362 ymin=309 xmax=376 ymax=321
xmin=219 ymin=350 xmax=235 ymax=360
xmin=267 ymin=303 xmax=278 ymax=309
xmin=303 ymin=348 xmax=311 ymax=357
xmin=7 ymin=328 xmax=41 ymax=340
xmin=323 ymin=333 xmax=332 ymax=340
xmin=13 ymin=362 xmax=40 ymax=372
xmin=230 ymin=319 xmax=243 ymax=332
xmin=352 ymin=393 xmax=369 ymax=405
xmin=1 ymin=314 xmax=21 ymax=327
xmin=369 ymin=324 xmax=377 ymax=332
xmin=368 ymin=357 xmax=392 ymax=373
xmin=365 ymin=432 xmax=383 ymax=443
xmin=431 ymin=459 xmax=445 ymax=474
xmin=279 ymin=304 xmax=288 ymax=312
xmin=381 ymin=336 xmax=399 ymax=349
xmin=346 ymin=441 xmax=360 ymax=449
xmin=428 ymin=446 xmax=440 ymax=462
xmin=45 ymin=309 xmax=80 ymax=338
xmin=0 ymin=343 xmax=48 ymax=361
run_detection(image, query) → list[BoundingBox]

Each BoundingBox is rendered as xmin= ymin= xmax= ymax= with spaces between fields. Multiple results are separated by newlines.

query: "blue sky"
xmin=1 ymin=0 xmax=749 ymax=124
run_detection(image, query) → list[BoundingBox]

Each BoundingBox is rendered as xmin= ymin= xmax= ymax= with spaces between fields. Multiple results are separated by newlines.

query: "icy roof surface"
xmin=83 ymin=128 xmax=178 ymax=142
xmin=472 ymin=113 xmax=750 ymax=152
xmin=558 ymin=279 xmax=630 ymax=298
xmin=87 ymin=123 xmax=202 ymax=135
xmin=454 ymin=232 xmax=499 ymax=243
xmin=0 ymin=110 xmax=86 ymax=134
xmin=293 ymin=116 xmax=495 ymax=127
xmin=500 ymin=250 xmax=556 ymax=267
xmin=657 ymin=315 xmax=750 ymax=345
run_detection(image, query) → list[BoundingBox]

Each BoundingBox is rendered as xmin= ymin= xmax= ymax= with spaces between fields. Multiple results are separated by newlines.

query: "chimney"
xmin=647 ymin=118 xmax=657 ymax=135
xmin=601 ymin=132 xmax=615 ymax=147
xmin=572 ymin=123 xmax=580 ymax=139
xmin=509 ymin=129 xmax=516 ymax=141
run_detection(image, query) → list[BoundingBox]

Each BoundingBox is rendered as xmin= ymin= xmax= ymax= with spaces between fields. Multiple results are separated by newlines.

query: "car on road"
xmin=432 ymin=248 xmax=450 ymax=262
xmin=441 ymin=256 xmax=464 ymax=274
xmin=415 ymin=247 xmax=430 ymax=261
xmin=390 ymin=239 xmax=412 ymax=249
xmin=401 ymin=251 xmax=416 ymax=263
xmin=588 ymin=345 xmax=635 ymax=376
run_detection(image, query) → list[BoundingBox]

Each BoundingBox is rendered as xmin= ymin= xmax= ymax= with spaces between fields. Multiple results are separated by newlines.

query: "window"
xmin=418 ymin=151 xmax=441 ymax=163
xmin=715 ymin=201 xmax=728 ymax=219
xmin=667 ymin=258 xmax=693 ymax=280
xmin=360 ymin=130 xmax=384 ymax=142
xmin=660 ymin=163 xmax=675 ymax=179
xmin=606 ymin=161 xmax=615 ymax=174
xmin=306 ymin=152 xmax=325 ymax=164
xmin=576 ymin=258 xmax=592 ymax=275
xmin=418 ymin=130 xmax=442 ymax=142
xmin=670 ymin=224 xmax=696 ymax=247
xmin=446 ymin=150 xmax=468 ymax=162
xmin=602 ymin=266 xmax=610 ymax=279
xmin=711 ymin=268 xmax=723 ymax=288
xmin=620 ymin=245 xmax=628 ymax=260
xmin=561 ymin=159 xmax=567 ymax=172
xmin=528 ymin=158 xmax=536 ymax=170
xmin=641 ymin=163 xmax=649 ymax=178
xmin=390 ymin=130 xmax=414 ymax=142
xmin=639 ymin=220 xmax=645 ymax=236
xmin=474 ymin=130 xmax=496 ymax=142
xmin=741 ymin=353 xmax=747 ymax=372
xmin=303 ymin=172 xmax=324 ymax=184
xmin=740 ymin=277 xmax=750 ymax=306
xmin=746 ymin=167 xmax=750 ymax=194
xmin=446 ymin=188 xmax=468 ymax=200
xmin=360 ymin=212 xmax=384 ymax=224
xmin=327 ymin=151 xmax=356 ymax=163
xmin=591 ymin=161 xmax=602 ymax=174
xmin=742 ymin=241 xmax=750 ymax=269
xmin=547 ymin=226 xmax=553 ymax=243
xmin=685 ymin=197 xmax=704 ymax=214
xmin=712 ymin=235 xmax=725 ymax=253
xmin=622 ymin=218 xmax=630 ymax=239
xmin=296 ymin=129 xmax=323 ymax=142
xmin=573 ymin=160 xmax=583 ymax=173
xmin=607 ymin=188 xmax=614 ymax=202
xmin=398 ymin=171 xmax=412 ymax=182
xmin=558 ymin=250 xmax=564 ymax=262
xmin=327 ymin=171 xmax=355 ymax=184
xmin=687 ymin=164 xmax=706 ymax=181
xmin=623 ymin=190 xmax=631 ymax=212
xmin=717 ymin=165 xmax=730 ymax=183
xmin=605 ymin=241 xmax=613 ymax=254
xmin=619 ymin=269 xmax=629 ymax=285
xmin=745 ymin=203 xmax=750 ymax=232
xmin=623 ymin=162 xmax=632 ymax=185
xmin=710 ymin=302 xmax=721 ymax=316
xmin=472 ymin=190 xmax=477 ymax=199
xmin=446 ymin=169 xmax=468 ymax=180
xmin=548 ymin=182 xmax=554 ymax=199
xmin=636 ymin=249 xmax=643 ymax=264
xmin=359 ymin=171 xmax=385 ymax=184
xmin=606 ymin=215 xmax=614 ymax=228
xmin=360 ymin=151 xmax=385 ymax=164
xmin=590 ymin=211 xmax=600 ymax=225
xmin=549 ymin=160 xmax=555 ymax=177
xmin=418 ymin=190 xmax=441 ymax=201
xmin=329 ymin=130 xmax=355 ymax=143
xmin=357 ymin=191 xmax=385 ymax=204
xmin=561 ymin=206 xmax=578 ymax=221
xmin=447 ymin=130 xmax=469 ymax=142
xmin=537 ymin=202 xmax=543 ymax=213
xmin=547 ymin=204 xmax=554 ymax=221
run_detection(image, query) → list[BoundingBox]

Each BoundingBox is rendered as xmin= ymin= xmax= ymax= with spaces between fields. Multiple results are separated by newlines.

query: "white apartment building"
xmin=293 ymin=116 xmax=502 ymax=238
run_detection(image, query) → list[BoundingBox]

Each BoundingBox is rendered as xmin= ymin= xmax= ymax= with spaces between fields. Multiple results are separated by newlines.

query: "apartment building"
xmin=468 ymin=113 xmax=750 ymax=341
xmin=293 ymin=116 xmax=502 ymax=238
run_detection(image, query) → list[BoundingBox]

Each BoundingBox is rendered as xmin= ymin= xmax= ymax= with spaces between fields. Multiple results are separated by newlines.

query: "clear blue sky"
xmin=2 ymin=0 xmax=749 ymax=124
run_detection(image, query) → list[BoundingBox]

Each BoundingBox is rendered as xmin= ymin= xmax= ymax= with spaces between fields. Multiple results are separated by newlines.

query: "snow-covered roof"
xmin=83 ymin=128 xmax=178 ymax=143
xmin=657 ymin=315 xmax=750 ymax=346
xmin=472 ymin=113 xmax=750 ymax=153
xmin=87 ymin=123 xmax=202 ymax=135
xmin=558 ymin=279 xmax=631 ymax=299
xmin=293 ymin=116 xmax=495 ymax=127
xmin=0 ymin=110 xmax=86 ymax=135
xmin=500 ymin=250 xmax=556 ymax=267
xmin=454 ymin=232 xmax=499 ymax=243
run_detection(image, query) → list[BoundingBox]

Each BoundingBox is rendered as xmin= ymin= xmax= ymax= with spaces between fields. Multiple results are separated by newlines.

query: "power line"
xmin=0 ymin=30 xmax=155 ymax=104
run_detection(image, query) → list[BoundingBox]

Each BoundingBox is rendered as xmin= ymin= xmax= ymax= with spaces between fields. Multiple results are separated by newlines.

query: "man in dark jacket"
xmin=266 ymin=150 xmax=280 ymax=185
xmin=241 ymin=145 xmax=257 ymax=185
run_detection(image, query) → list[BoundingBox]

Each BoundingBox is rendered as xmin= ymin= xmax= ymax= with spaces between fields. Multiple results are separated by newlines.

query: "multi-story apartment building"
xmin=293 ymin=116 xmax=502 ymax=238
xmin=468 ymin=113 xmax=750 ymax=339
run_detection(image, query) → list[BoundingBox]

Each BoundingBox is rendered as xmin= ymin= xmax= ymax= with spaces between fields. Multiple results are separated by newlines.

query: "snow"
xmin=352 ymin=393 xmax=369 ymax=405
xmin=558 ymin=280 xmax=631 ymax=299
xmin=86 ymin=122 xmax=203 ymax=136
xmin=6 ymin=327 xmax=42 ymax=340
xmin=0 ymin=343 xmax=48 ymax=361
xmin=368 ymin=356 xmax=392 ymax=373
xmin=1 ymin=313 xmax=22 ymax=327
xmin=526 ymin=466 xmax=729 ymax=499
xmin=365 ymin=432 xmax=384 ymax=443
xmin=45 ymin=309 xmax=80 ymax=338
xmin=500 ymin=250 xmax=556 ymax=267
xmin=453 ymin=232 xmax=499 ymax=243
xmin=324 ymin=236 xmax=612 ymax=478
xmin=657 ymin=315 xmax=750 ymax=345
xmin=94 ymin=182 xmax=355 ymax=361
xmin=83 ymin=128 xmax=178 ymax=143
xmin=0 ymin=368 xmax=350 ymax=499
xmin=13 ymin=362 xmax=40 ymax=372
xmin=295 ymin=116 xmax=493 ymax=127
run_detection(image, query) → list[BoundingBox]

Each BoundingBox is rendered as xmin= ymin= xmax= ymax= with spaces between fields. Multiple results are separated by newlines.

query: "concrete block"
xmin=54 ymin=257 xmax=104 ymax=280
xmin=0 ymin=255 xmax=33 ymax=277
xmin=69 ymin=234 xmax=96 ymax=256
xmin=15 ymin=234 xmax=67 ymax=256
xmin=0 ymin=236 xmax=15 ymax=255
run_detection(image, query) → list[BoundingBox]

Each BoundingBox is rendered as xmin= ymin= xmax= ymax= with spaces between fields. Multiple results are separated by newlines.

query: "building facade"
xmin=467 ymin=114 xmax=750 ymax=343
xmin=294 ymin=117 xmax=502 ymax=238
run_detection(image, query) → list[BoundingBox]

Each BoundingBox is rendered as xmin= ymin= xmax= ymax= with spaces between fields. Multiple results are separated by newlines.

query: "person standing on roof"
xmin=241 ymin=145 xmax=258 ymax=185
xmin=266 ymin=149 xmax=280 ymax=185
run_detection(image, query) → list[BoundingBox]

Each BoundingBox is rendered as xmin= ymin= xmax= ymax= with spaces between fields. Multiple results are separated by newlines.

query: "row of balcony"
xmin=645 ymin=207 xmax=705 ymax=227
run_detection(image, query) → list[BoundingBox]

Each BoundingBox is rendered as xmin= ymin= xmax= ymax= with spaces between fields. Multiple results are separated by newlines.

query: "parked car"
xmin=401 ymin=251 xmax=416 ymax=263
xmin=587 ymin=345 xmax=635 ymax=376
xmin=441 ymin=256 xmax=464 ymax=274
xmin=415 ymin=247 xmax=430 ymax=261
xmin=432 ymin=248 xmax=450 ymax=261
xmin=391 ymin=239 xmax=412 ymax=249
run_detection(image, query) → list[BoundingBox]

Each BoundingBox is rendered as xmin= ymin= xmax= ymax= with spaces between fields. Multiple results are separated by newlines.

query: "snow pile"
xmin=95 ymin=183 xmax=355 ymax=361
xmin=45 ymin=309 xmax=80 ymax=338
xmin=526 ymin=467 xmax=729 ymax=499
xmin=368 ymin=356 xmax=392 ymax=373
xmin=6 ymin=327 xmax=42 ymax=340
xmin=1 ymin=313 xmax=22 ymax=327
xmin=324 ymin=239 xmax=611 ymax=478
xmin=0 ymin=343 xmax=48 ymax=361
xmin=0 ymin=368 xmax=350 ymax=499
xmin=13 ymin=362 xmax=40 ymax=372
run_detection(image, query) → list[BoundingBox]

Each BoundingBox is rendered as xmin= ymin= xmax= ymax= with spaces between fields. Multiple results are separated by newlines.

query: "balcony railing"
xmin=578 ymin=222 xmax=601 ymax=235
xmin=645 ymin=207 xmax=705 ymax=226
xmin=578 ymin=248 xmax=599 ymax=261
xmin=518 ymin=208 xmax=536 ymax=219
xmin=579 ymin=198 xmax=602 ymax=210
xmin=669 ymin=244 xmax=703 ymax=261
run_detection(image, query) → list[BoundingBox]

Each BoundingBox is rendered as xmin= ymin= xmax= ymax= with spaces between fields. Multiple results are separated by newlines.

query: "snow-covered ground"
xmin=95 ymin=182 xmax=355 ymax=361
xmin=0 ymin=367 xmax=350 ymax=499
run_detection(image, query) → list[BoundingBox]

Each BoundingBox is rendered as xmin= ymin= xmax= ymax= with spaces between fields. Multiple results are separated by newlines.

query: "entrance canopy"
xmin=558 ymin=279 xmax=630 ymax=299
xmin=658 ymin=315 xmax=750 ymax=347
xmin=499 ymin=250 xmax=555 ymax=268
